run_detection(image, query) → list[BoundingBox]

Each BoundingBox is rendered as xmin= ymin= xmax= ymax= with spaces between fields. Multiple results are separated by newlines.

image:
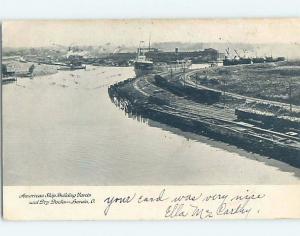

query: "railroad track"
xmin=184 ymin=69 xmax=300 ymax=112
xmin=132 ymin=72 xmax=300 ymax=145
xmin=139 ymin=74 xmax=236 ymax=121
xmin=149 ymin=105 xmax=300 ymax=147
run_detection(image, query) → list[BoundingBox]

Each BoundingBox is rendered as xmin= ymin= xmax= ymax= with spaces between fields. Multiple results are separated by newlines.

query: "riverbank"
xmin=4 ymin=66 xmax=300 ymax=185
xmin=189 ymin=61 xmax=300 ymax=106
xmin=3 ymin=61 xmax=58 ymax=77
xmin=108 ymin=66 xmax=300 ymax=168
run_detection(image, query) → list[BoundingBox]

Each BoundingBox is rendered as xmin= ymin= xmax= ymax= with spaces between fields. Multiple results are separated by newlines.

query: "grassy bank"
xmin=191 ymin=61 xmax=300 ymax=106
xmin=3 ymin=61 xmax=58 ymax=77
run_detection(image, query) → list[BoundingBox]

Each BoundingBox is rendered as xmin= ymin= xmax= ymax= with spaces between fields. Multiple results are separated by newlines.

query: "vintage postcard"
xmin=1 ymin=19 xmax=300 ymax=220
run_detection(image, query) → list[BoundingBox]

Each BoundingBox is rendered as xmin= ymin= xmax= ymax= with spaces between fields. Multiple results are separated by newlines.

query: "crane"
xmin=234 ymin=49 xmax=240 ymax=58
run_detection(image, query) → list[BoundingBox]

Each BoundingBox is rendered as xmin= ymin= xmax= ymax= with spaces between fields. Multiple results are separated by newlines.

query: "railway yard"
xmin=108 ymin=63 xmax=300 ymax=167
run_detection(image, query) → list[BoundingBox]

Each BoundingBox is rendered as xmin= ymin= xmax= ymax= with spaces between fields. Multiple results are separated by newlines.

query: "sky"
xmin=3 ymin=18 xmax=300 ymax=48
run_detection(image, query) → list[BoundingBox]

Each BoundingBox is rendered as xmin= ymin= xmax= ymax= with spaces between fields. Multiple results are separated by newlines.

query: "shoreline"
xmin=2 ymin=61 xmax=58 ymax=81
xmin=108 ymin=67 xmax=300 ymax=168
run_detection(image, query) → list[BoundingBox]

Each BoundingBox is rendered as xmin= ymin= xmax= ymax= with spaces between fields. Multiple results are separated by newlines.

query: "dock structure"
xmin=108 ymin=68 xmax=300 ymax=167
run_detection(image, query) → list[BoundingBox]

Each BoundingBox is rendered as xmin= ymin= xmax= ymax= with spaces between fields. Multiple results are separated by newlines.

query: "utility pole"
xmin=288 ymin=81 xmax=292 ymax=112
xmin=223 ymin=77 xmax=226 ymax=108
xmin=183 ymin=61 xmax=186 ymax=87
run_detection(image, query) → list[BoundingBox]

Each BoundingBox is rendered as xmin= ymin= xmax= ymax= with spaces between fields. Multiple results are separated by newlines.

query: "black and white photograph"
xmin=2 ymin=19 xmax=300 ymax=187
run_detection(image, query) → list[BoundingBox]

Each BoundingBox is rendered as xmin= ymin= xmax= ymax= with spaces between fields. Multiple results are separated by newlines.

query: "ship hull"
xmin=2 ymin=77 xmax=17 ymax=84
xmin=58 ymin=65 xmax=86 ymax=71
xmin=134 ymin=68 xmax=153 ymax=77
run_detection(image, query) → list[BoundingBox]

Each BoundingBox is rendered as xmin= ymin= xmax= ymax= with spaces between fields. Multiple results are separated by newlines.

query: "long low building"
xmin=101 ymin=48 xmax=223 ymax=65
xmin=145 ymin=48 xmax=223 ymax=63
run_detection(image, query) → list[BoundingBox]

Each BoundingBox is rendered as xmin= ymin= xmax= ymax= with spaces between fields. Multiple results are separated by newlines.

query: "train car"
xmin=235 ymin=108 xmax=300 ymax=131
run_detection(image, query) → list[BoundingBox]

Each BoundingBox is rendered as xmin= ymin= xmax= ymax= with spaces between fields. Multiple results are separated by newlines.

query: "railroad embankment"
xmin=108 ymin=67 xmax=300 ymax=167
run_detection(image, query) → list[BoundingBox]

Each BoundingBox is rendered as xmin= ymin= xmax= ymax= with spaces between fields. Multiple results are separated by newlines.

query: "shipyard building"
xmin=145 ymin=48 xmax=222 ymax=63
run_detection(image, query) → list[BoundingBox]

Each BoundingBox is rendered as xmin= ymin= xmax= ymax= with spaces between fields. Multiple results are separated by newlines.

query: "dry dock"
xmin=108 ymin=68 xmax=300 ymax=167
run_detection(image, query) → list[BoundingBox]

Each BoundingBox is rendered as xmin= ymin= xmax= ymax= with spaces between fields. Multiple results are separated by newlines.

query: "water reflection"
xmin=3 ymin=66 xmax=300 ymax=185
xmin=111 ymin=91 xmax=300 ymax=180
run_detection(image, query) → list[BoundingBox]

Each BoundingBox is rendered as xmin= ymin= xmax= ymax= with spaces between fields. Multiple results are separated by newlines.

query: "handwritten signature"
xmin=103 ymin=189 xmax=266 ymax=219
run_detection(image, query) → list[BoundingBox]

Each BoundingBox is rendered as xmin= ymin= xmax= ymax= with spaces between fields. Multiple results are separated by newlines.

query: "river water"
xmin=3 ymin=66 xmax=300 ymax=185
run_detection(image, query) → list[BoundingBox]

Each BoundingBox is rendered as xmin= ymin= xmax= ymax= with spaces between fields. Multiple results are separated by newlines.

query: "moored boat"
xmin=134 ymin=45 xmax=192 ymax=77
xmin=58 ymin=63 xmax=86 ymax=71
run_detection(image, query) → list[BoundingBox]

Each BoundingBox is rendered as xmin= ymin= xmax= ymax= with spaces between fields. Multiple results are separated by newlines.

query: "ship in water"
xmin=134 ymin=42 xmax=192 ymax=77
xmin=223 ymin=48 xmax=253 ymax=66
xmin=58 ymin=54 xmax=86 ymax=71
xmin=223 ymin=48 xmax=286 ymax=66
xmin=58 ymin=62 xmax=86 ymax=71
xmin=134 ymin=47 xmax=154 ymax=77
